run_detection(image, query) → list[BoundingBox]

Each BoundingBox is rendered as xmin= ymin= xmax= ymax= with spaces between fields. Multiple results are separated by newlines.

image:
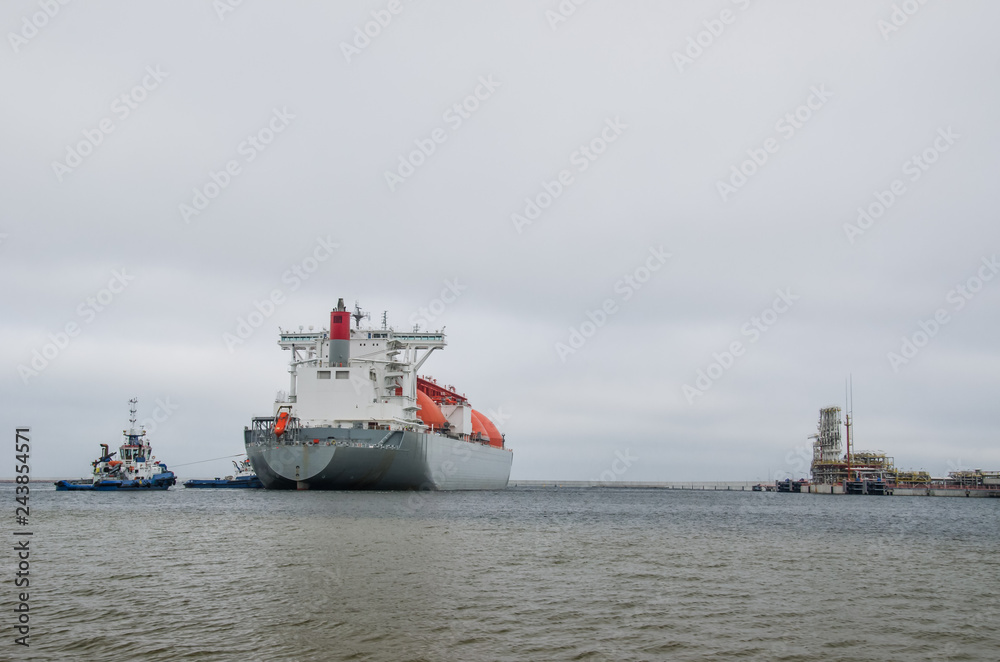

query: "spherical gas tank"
xmin=416 ymin=390 xmax=448 ymax=428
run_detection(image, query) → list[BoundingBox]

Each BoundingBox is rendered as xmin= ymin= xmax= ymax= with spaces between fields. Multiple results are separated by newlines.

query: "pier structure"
xmin=809 ymin=406 xmax=844 ymax=485
xmin=508 ymin=480 xmax=762 ymax=490
xmin=805 ymin=406 xmax=999 ymax=497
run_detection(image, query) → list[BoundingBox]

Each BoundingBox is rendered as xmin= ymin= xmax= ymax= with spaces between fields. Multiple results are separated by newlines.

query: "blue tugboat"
xmin=55 ymin=399 xmax=177 ymax=491
xmin=183 ymin=458 xmax=263 ymax=488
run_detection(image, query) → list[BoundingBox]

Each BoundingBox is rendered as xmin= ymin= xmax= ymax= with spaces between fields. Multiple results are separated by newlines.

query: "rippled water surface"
xmin=13 ymin=484 xmax=1000 ymax=661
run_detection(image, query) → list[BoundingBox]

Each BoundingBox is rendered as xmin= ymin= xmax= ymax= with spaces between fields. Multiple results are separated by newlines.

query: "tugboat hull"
xmin=54 ymin=473 xmax=177 ymax=491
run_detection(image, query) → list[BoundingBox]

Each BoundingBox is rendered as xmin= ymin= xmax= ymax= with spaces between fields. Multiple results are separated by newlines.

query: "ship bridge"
xmin=273 ymin=304 xmax=450 ymax=427
xmin=388 ymin=332 xmax=446 ymax=347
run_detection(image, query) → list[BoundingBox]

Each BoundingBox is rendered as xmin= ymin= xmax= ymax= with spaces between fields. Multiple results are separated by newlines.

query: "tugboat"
xmin=183 ymin=457 xmax=263 ymax=488
xmin=55 ymin=399 xmax=177 ymax=491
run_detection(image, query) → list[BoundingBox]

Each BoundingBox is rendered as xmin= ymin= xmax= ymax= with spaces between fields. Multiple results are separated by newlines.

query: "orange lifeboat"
xmin=274 ymin=411 xmax=290 ymax=437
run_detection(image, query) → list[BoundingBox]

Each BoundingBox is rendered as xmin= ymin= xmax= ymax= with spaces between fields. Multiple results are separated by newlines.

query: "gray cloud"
xmin=2 ymin=1 xmax=999 ymax=481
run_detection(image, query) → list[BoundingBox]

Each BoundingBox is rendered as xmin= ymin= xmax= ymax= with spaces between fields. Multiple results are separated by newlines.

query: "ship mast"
xmin=126 ymin=397 xmax=144 ymax=439
xmin=129 ymin=397 xmax=138 ymax=430
xmin=352 ymin=301 xmax=368 ymax=329
xmin=845 ymin=377 xmax=853 ymax=482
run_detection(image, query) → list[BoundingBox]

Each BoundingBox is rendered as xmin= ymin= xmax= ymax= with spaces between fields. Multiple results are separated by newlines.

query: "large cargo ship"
xmin=244 ymin=299 xmax=512 ymax=490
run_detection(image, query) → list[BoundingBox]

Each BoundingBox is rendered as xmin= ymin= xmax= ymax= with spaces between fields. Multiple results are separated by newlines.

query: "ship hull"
xmin=183 ymin=477 xmax=263 ymax=489
xmin=245 ymin=427 xmax=511 ymax=490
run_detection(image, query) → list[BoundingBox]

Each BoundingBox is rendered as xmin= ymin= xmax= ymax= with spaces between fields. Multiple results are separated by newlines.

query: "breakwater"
xmin=509 ymin=480 xmax=761 ymax=490
xmin=509 ymin=480 xmax=1000 ymax=497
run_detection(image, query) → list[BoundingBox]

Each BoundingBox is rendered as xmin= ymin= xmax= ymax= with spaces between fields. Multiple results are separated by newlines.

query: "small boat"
xmin=55 ymin=399 xmax=177 ymax=491
xmin=183 ymin=458 xmax=263 ymax=489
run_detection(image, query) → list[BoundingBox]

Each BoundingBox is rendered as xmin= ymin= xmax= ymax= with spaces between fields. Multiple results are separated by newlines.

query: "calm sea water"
xmin=9 ymin=484 xmax=999 ymax=661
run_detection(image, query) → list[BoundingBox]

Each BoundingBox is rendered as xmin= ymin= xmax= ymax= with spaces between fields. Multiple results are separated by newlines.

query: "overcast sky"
xmin=2 ymin=1 xmax=998 ymax=482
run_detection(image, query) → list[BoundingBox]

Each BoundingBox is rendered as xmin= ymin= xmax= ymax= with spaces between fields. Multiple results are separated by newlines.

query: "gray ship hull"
xmin=245 ymin=426 xmax=512 ymax=490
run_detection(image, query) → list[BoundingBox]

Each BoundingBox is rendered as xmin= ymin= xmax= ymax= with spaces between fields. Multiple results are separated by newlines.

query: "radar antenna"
xmin=352 ymin=301 xmax=369 ymax=329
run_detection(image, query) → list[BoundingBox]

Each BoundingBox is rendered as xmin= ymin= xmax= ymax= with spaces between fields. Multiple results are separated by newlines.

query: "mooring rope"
xmin=169 ymin=453 xmax=246 ymax=468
